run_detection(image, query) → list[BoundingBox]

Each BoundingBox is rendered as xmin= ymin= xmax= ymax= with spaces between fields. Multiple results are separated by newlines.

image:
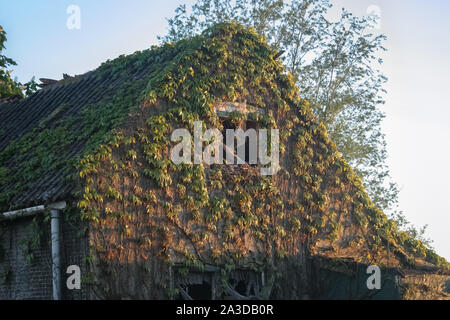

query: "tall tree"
xmin=160 ymin=0 xmax=399 ymax=213
xmin=0 ymin=25 xmax=37 ymax=100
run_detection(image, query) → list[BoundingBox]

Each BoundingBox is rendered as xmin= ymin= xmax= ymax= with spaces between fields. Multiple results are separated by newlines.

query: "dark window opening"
xmin=221 ymin=118 xmax=236 ymax=164
xmin=235 ymin=280 xmax=247 ymax=296
xmin=245 ymin=136 xmax=250 ymax=163
xmin=180 ymin=281 xmax=212 ymax=300
xmin=244 ymin=120 xmax=258 ymax=164
xmin=228 ymin=278 xmax=256 ymax=297
xmin=220 ymin=118 xmax=259 ymax=164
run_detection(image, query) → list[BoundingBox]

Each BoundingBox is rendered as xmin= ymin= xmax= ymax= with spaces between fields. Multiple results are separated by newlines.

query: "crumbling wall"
xmin=310 ymin=257 xmax=402 ymax=300
xmin=402 ymin=271 xmax=450 ymax=300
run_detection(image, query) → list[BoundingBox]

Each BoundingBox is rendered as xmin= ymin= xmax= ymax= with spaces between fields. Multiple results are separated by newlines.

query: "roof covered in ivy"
xmin=0 ymin=35 xmax=183 ymax=210
xmin=0 ymin=22 xmax=287 ymax=212
xmin=0 ymin=23 xmax=448 ymax=272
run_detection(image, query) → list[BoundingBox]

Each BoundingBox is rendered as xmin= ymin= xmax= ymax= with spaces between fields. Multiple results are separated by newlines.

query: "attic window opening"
xmin=221 ymin=118 xmax=235 ymax=163
xmin=244 ymin=120 xmax=258 ymax=165
xmin=220 ymin=117 xmax=259 ymax=165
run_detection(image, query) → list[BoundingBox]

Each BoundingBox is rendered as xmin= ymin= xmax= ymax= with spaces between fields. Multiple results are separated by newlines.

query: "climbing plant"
xmin=74 ymin=23 xmax=448 ymax=297
xmin=0 ymin=22 xmax=447 ymax=298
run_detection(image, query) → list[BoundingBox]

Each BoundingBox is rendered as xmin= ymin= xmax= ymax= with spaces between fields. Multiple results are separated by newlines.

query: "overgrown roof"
xmin=0 ymin=32 xmax=195 ymax=210
xmin=0 ymin=22 xmax=287 ymax=211
xmin=0 ymin=23 xmax=447 ymax=272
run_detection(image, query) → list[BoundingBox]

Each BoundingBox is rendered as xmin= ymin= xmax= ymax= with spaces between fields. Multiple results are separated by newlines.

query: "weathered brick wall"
xmin=61 ymin=213 xmax=90 ymax=300
xmin=0 ymin=211 xmax=89 ymax=300
xmin=0 ymin=216 xmax=52 ymax=299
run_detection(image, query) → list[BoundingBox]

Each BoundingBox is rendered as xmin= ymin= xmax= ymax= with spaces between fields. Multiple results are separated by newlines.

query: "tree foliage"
xmin=159 ymin=0 xmax=398 ymax=213
xmin=0 ymin=25 xmax=37 ymax=100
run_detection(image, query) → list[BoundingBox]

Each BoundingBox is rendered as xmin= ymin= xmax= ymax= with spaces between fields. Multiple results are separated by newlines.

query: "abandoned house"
xmin=0 ymin=23 xmax=449 ymax=300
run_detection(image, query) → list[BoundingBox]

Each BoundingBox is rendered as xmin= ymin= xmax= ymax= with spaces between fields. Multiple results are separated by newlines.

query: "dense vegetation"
xmin=0 ymin=23 xmax=447 ymax=298
xmin=161 ymin=0 xmax=399 ymax=216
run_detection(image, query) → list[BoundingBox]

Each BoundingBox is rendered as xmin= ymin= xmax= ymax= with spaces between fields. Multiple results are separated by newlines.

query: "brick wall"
xmin=60 ymin=212 xmax=90 ymax=300
xmin=0 ymin=210 xmax=89 ymax=300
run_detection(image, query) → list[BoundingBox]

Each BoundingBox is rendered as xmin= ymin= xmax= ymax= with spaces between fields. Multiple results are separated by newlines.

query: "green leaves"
xmin=160 ymin=0 xmax=399 ymax=225
xmin=0 ymin=26 xmax=37 ymax=99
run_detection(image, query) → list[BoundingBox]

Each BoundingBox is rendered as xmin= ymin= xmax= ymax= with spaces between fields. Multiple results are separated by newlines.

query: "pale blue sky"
xmin=1 ymin=0 xmax=449 ymax=260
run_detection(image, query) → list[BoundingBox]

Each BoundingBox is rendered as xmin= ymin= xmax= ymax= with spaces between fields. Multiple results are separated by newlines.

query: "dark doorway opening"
xmin=220 ymin=118 xmax=259 ymax=165
xmin=186 ymin=281 xmax=212 ymax=300
xmin=229 ymin=278 xmax=256 ymax=297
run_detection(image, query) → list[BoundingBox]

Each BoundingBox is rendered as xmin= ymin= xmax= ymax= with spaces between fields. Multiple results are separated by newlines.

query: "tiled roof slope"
xmin=0 ymin=74 xmax=97 ymax=152
xmin=0 ymin=49 xmax=165 ymax=211
xmin=0 ymin=74 xmax=112 ymax=209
